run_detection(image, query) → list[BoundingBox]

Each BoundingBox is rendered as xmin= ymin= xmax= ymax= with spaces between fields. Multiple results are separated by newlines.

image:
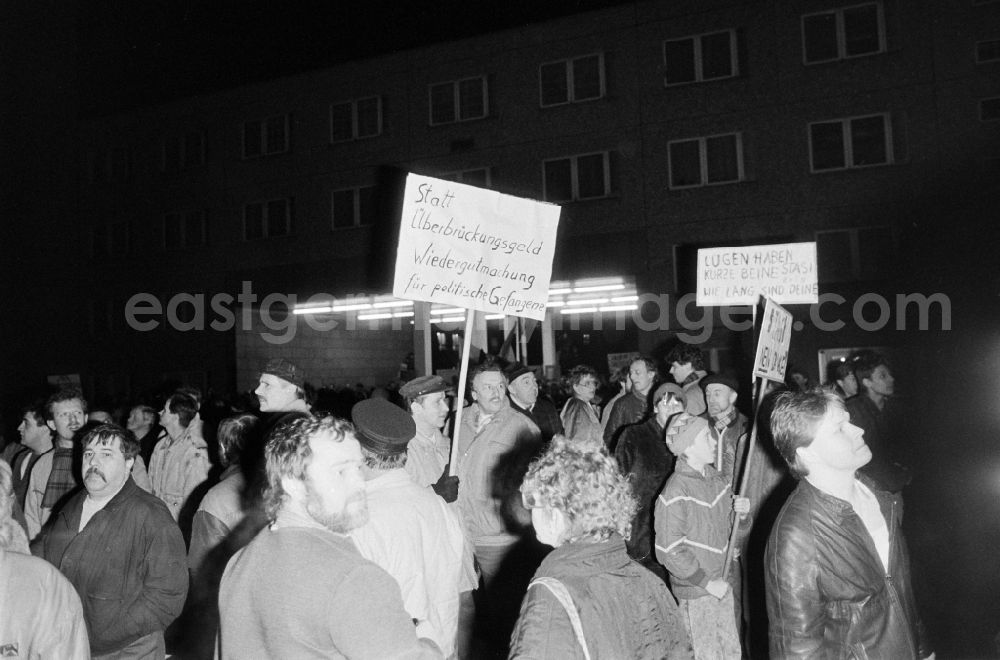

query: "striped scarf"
xmin=710 ymin=408 xmax=738 ymax=437
xmin=41 ymin=446 xmax=77 ymax=509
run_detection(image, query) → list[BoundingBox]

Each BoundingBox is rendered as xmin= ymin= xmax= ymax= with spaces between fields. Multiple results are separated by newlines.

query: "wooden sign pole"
xmin=448 ymin=309 xmax=476 ymax=476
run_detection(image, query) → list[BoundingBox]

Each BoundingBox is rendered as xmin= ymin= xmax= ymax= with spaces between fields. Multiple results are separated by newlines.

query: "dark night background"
xmin=4 ymin=1 xmax=1000 ymax=657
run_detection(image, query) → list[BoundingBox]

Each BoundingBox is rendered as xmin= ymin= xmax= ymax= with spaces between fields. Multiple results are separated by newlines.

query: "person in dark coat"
xmin=614 ymin=382 xmax=685 ymax=579
xmin=504 ymin=362 xmax=563 ymax=444
xmin=36 ymin=423 xmax=188 ymax=659
xmin=511 ymin=437 xmax=692 ymax=659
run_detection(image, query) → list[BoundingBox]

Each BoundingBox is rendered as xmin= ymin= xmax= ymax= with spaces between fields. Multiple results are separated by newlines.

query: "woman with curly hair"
xmin=559 ymin=365 xmax=604 ymax=452
xmin=509 ymin=438 xmax=693 ymax=659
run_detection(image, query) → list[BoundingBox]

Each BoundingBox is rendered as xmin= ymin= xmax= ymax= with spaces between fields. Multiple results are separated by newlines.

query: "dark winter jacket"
xmin=38 ymin=477 xmax=188 ymax=657
xmin=615 ymin=417 xmax=675 ymax=567
xmin=509 ymin=535 xmax=692 ymax=659
xmin=765 ymin=476 xmax=931 ymax=659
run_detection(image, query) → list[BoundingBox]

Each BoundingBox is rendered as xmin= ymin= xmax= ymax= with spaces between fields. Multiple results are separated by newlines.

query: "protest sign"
xmin=696 ymin=242 xmax=818 ymax=306
xmin=393 ymin=173 xmax=561 ymax=321
xmin=752 ymin=296 xmax=793 ymax=382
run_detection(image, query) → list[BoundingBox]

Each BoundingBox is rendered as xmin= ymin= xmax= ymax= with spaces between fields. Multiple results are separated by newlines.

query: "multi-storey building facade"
xmin=21 ymin=0 xmax=999 ymax=398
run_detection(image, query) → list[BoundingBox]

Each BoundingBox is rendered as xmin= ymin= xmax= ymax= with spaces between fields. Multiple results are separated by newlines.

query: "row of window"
xmin=86 ymin=2 xmax=997 ymax=182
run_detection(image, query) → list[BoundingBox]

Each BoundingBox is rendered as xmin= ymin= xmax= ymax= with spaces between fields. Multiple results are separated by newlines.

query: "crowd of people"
xmin=0 ymin=347 xmax=934 ymax=659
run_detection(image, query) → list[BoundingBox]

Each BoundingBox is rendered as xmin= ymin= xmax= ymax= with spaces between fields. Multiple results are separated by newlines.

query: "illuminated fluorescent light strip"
xmin=331 ymin=303 xmax=372 ymax=312
xmin=610 ymin=295 xmax=638 ymax=303
xmin=599 ymin=304 xmax=638 ymax=312
xmin=485 ymin=314 xmax=504 ymax=320
xmin=546 ymin=300 xmax=566 ymax=307
xmin=560 ymin=307 xmax=598 ymax=315
xmin=393 ymin=311 xmax=414 ymax=318
xmin=431 ymin=316 xmax=467 ymax=323
xmin=565 ymin=298 xmax=609 ymax=306
xmin=573 ymin=284 xmax=625 ymax=293
xmin=372 ymin=300 xmax=413 ymax=309
xmin=292 ymin=305 xmax=333 ymax=315
xmin=547 ymin=288 xmax=572 ymax=296
xmin=357 ymin=313 xmax=393 ymax=320
xmin=431 ymin=307 xmax=468 ymax=315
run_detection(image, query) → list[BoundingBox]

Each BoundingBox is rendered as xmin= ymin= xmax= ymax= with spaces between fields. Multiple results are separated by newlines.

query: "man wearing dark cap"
xmin=254 ymin=358 xmax=312 ymax=439
xmin=399 ymin=375 xmax=458 ymax=501
xmin=503 ymin=362 xmax=563 ymax=444
xmin=701 ymin=372 xmax=749 ymax=486
xmin=349 ymin=399 xmax=476 ymax=659
xmin=614 ymin=382 xmax=686 ymax=578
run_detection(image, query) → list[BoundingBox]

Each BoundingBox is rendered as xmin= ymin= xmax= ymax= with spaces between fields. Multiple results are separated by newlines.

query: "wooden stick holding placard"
xmin=448 ymin=309 xmax=476 ymax=476
xmin=721 ymin=295 xmax=792 ymax=581
xmin=722 ymin=375 xmax=768 ymax=581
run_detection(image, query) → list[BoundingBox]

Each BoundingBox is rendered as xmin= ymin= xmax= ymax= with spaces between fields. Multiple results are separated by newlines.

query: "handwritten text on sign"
xmin=696 ymin=242 xmax=818 ymax=306
xmin=393 ymin=174 xmax=561 ymax=321
xmin=753 ymin=297 xmax=794 ymax=382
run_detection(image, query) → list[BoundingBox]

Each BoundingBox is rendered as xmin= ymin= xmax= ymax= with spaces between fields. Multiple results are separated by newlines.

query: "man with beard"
xmin=217 ymin=415 xmax=441 ymax=659
xmin=36 ymin=424 xmax=188 ymax=659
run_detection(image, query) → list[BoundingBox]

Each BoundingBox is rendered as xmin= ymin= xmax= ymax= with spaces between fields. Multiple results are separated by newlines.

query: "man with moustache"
xmin=456 ymin=362 xmax=540 ymax=588
xmin=253 ymin=358 xmax=313 ymax=440
xmin=766 ymin=391 xmax=933 ymax=659
xmin=36 ymin=424 xmax=188 ymax=659
xmin=217 ymin=415 xmax=441 ymax=659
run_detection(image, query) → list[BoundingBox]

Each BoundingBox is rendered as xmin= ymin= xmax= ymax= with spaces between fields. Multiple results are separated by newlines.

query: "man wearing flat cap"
xmin=614 ymin=382 xmax=686 ymax=578
xmin=701 ymin=372 xmax=749 ymax=487
xmin=400 ymin=375 xmax=459 ymax=501
xmin=349 ymin=399 xmax=476 ymax=659
xmin=503 ymin=362 xmax=563 ymax=444
xmin=254 ymin=358 xmax=312 ymax=439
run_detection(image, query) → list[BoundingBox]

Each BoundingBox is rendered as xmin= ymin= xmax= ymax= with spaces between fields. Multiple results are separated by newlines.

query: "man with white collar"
xmin=37 ymin=424 xmax=188 ymax=659
xmin=400 ymin=374 xmax=460 ymax=501
xmin=149 ymin=391 xmax=211 ymax=522
xmin=349 ymin=399 xmax=476 ymax=658
xmin=766 ymin=391 xmax=933 ymax=659
xmin=504 ymin=362 xmax=563 ymax=444
xmin=25 ymin=388 xmax=151 ymax=541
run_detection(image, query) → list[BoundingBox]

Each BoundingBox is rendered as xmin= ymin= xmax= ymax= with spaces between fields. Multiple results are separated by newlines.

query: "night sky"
xmin=78 ymin=0 xmax=634 ymax=115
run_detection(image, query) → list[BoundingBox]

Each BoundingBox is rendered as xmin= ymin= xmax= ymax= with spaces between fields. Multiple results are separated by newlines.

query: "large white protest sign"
xmin=696 ymin=242 xmax=818 ymax=306
xmin=393 ymin=173 xmax=561 ymax=321
xmin=753 ymin=296 xmax=793 ymax=382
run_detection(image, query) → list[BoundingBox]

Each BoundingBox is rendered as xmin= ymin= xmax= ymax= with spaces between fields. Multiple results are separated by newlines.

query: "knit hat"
xmin=665 ymin=413 xmax=710 ymax=457
xmin=700 ymin=371 xmax=739 ymax=393
xmin=503 ymin=362 xmax=533 ymax=383
xmin=351 ymin=398 xmax=416 ymax=456
xmin=399 ymin=375 xmax=451 ymax=401
xmin=652 ymin=382 xmax=685 ymax=409
xmin=260 ymin=358 xmax=305 ymax=388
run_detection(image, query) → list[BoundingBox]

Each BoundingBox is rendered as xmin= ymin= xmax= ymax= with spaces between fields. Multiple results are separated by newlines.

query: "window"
xmin=439 ymin=168 xmax=492 ymax=188
xmin=539 ymin=53 xmax=605 ymax=106
xmin=331 ymin=187 xmax=376 ymax=229
xmin=543 ymin=152 xmax=611 ymax=202
xmin=981 ymin=97 xmax=1000 ymax=121
xmin=808 ymin=114 xmax=892 ymax=172
xmin=330 ymin=97 xmax=382 ymax=142
xmin=663 ymin=30 xmax=739 ymax=85
xmin=816 ymin=226 xmax=893 ymax=282
xmin=429 ymin=76 xmax=488 ymax=125
xmin=244 ymin=198 xmax=292 ymax=239
xmin=243 ymin=114 xmax=290 ymax=158
xmin=976 ymin=39 xmax=1000 ymax=63
xmin=668 ymin=133 xmax=744 ymax=188
xmin=802 ymin=3 xmax=884 ymax=64
xmin=162 ymin=132 xmax=205 ymax=172
xmin=164 ymin=210 xmax=207 ymax=250
xmin=92 ymin=221 xmax=130 ymax=258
